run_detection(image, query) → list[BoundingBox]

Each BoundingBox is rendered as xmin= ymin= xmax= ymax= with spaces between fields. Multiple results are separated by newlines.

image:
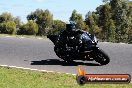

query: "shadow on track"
xmin=30 ymin=59 xmax=100 ymax=66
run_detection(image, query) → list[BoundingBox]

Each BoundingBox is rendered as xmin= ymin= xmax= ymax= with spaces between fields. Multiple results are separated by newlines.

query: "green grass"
xmin=0 ymin=34 xmax=47 ymax=39
xmin=0 ymin=66 xmax=131 ymax=88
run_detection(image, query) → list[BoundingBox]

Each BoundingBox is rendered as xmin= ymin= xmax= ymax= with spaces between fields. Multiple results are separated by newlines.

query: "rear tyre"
xmin=62 ymin=56 xmax=74 ymax=63
xmin=54 ymin=46 xmax=74 ymax=63
xmin=95 ymin=49 xmax=110 ymax=65
xmin=54 ymin=46 xmax=61 ymax=58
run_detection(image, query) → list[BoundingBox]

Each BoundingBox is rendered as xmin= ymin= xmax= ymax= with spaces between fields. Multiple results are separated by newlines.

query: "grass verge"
xmin=0 ymin=34 xmax=47 ymax=39
xmin=0 ymin=66 xmax=131 ymax=88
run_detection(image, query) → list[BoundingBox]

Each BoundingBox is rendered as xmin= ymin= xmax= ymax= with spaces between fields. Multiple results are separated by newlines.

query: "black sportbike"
xmin=47 ymin=24 xmax=110 ymax=65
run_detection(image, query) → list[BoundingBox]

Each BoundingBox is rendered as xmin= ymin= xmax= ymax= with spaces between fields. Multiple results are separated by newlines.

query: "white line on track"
xmin=4 ymin=36 xmax=44 ymax=40
xmin=37 ymin=38 xmax=43 ymax=40
xmin=0 ymin=64 xmax=76 ymax=75
xmin=3 ymin=36 xmax=130 ymax=44
xmin=20 ymin=37 xmax=25 ymax=38
xmin=5 ymin=36 xmax=12 ymax=38
xmin=119 ymin=43 xmax=127 ymax=44
xmin=103 ymin=42 xmax=109 ymax=43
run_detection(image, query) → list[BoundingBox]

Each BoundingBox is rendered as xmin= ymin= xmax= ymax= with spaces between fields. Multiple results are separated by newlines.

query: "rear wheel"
xmin=54 ymin=46 xmax=74 ymax=63
xmin=61 ymin=54 xmax=74 ymax=63
xmin=94 ymin=49 xmax=110 ymax=65
xmin=54 ymin=46 xmax=61 ymax=58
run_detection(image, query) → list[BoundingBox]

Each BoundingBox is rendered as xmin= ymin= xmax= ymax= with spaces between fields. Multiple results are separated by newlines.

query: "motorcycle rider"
xmin=58 ymin=22 xmax=95 ymax=53
xmin=48 ymin=22 xmax=110 ymax=65
xmin=58 ymin=23 xmax=81 ymax=46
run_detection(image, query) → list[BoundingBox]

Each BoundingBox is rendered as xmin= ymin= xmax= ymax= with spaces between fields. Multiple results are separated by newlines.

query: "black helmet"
xmin=66 ymin=23 xmax=76 ymax=32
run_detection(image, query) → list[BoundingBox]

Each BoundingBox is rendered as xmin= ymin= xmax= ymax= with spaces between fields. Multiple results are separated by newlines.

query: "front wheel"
xmin=94 ymin=49 xmax=110 ymax=65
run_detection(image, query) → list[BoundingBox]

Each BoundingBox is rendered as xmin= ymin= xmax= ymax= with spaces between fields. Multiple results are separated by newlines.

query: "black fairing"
xmin=80 ymin=32 xmax=95 ymax=50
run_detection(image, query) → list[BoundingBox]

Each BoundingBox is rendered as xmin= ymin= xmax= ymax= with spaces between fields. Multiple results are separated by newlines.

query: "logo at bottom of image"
xmin=76 ymin=66 xmax=131 ymax=85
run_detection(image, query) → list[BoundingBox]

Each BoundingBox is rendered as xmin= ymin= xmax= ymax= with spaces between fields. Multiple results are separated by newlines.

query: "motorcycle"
xmin=47 ymin=24 xmax=110 ymax=65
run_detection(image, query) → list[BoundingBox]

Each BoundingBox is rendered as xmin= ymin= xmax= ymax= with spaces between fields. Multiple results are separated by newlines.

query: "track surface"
xmin=0 ymin=36 xmax=132 ymax=75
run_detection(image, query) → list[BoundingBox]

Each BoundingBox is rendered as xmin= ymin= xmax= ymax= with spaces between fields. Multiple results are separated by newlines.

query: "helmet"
xmin=66 ymin=23 xmax=76 ymax=32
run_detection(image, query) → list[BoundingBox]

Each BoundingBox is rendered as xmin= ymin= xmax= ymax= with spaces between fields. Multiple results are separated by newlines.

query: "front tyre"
xmin=95 ymin=49 xmax=110 ymax=65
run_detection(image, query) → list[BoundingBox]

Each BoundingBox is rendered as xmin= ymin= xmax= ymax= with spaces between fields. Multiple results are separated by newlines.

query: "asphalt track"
xmin=0 ymin=36 xmax=132 ymax=76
